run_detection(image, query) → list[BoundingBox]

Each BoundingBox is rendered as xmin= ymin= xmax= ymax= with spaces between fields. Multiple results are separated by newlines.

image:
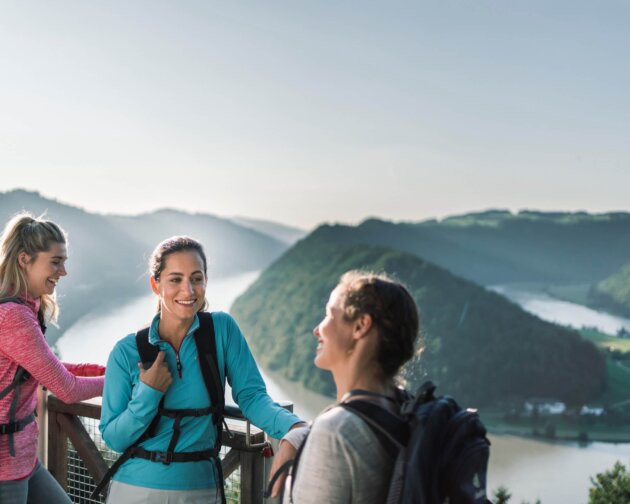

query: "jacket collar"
xmin=148 ymin=312 xmax=200 ymax=346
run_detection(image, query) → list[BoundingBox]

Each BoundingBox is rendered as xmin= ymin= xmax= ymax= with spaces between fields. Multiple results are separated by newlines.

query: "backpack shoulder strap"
xmin=340 ymin=400 xmax=408 ymax=458
xmin=0 ymin=367 xmax=28 ymax=401
xmin=287 ymin=422 xmax=312 ymax=501
xmin=136 ymin=327 xmax=158 ymax=368
xmin=264 ymin=458 xmax=296 ymax=499
xmin=194 ymin=312 xmax=223 ymax=415
xmin=0 ymin=297 xmax=24 ymax=306
xmin=0 ymin=298 xmax=31 ymax=397
xmin=133 ymin=326 xmax=163 ymax=440
xmin=193 ymin=312 xmax=227 ymax=504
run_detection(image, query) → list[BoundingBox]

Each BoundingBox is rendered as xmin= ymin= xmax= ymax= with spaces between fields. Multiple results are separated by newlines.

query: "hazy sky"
xmin=1 ymin=1 xmax=628 ymax=228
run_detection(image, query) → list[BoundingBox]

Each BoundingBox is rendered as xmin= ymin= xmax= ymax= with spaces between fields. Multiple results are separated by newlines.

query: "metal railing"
xmin=44 ymin=395 xmax=291 ymax=504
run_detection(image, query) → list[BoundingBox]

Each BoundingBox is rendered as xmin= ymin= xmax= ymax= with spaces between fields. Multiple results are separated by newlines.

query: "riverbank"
xmin=482 ymin=411 xmax=630 ymax=444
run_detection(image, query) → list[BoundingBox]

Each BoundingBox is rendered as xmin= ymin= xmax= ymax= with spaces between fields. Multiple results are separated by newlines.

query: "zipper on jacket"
xmin=175 ymin=352 xmax=183 ymax=378
xmin=165 ymin=341 xmax=184 ymax=379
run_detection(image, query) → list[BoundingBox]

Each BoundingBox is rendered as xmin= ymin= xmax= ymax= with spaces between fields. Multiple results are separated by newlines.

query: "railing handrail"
xmin=47 ymin=396 xmax=293 ymax=425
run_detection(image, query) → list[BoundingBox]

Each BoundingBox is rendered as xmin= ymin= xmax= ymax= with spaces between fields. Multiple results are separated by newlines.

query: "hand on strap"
xmin=139 ymin=351 xmax=172 ymax=392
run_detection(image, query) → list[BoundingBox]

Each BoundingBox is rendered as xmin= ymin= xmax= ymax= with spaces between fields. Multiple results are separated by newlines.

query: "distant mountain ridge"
xmin=231 ymin=228 xmax=606 ymax=406
xmin=230 ymin=216 xmax=307 ymax=245
xmin=109 ymin=209 xmax=288 ymax=277
xmin=0 ymin=189 xmax=292 ymax=344
xmin=319 ymin=210 xmax=630 ymax=286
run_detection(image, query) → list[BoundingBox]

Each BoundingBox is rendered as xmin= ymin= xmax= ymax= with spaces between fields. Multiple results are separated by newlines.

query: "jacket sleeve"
xmin=0 ymin=304 xmax=103 ymax=403
xmin=221 ymin=313 xmax=302 ymax=439
xmin=99 ymin=337 xmax=164 ymax=453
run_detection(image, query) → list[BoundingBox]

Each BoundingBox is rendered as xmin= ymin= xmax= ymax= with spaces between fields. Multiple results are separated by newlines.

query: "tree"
xmin=589 ymin=461 xmax=630 ymax=503
xmin=493 ymin=486 xmax=512 ymax=504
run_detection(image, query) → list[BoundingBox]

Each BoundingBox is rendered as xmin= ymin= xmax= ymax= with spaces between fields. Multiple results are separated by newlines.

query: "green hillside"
xmin=325 ymin=211 xmax=630 ymax=286
xmin=231 ymin=232 xmax=606 ymax=407
xmin=591 ymin=262 xmax=630 ymax=318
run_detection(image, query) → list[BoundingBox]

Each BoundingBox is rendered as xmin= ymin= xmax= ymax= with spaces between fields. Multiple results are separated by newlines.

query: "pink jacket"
xmin=0 ymin=297 xmax=104 ymax=481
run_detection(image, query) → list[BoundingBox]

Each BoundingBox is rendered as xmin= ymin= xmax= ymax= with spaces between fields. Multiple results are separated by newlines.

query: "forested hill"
xmin=0 ymin=189 xmax=289 ymax=343
xmin=326 ymin=211 xmax=630 ymax=285
xmin=231 ymin=232 xmax=606 ymax=407
xmin=592 ymin=262 xmax=630 ymax=318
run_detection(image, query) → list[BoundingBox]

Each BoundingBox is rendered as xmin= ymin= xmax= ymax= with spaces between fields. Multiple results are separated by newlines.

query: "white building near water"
xmin=580 ymin=405 xmax=605 ymax=416
xmin=524 ymin=400 xmax=566 ymax=415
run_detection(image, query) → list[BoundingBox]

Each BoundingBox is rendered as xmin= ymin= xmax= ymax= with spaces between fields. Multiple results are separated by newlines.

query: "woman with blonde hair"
xmin=0 ymin=212 xmax=105 ymax=504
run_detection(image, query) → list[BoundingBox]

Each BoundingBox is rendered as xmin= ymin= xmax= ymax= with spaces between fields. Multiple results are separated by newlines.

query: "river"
xmin=57 ymin=274 xmax=630 ymax=504
xmin=491 ymin=285 xmax=630 ymax=334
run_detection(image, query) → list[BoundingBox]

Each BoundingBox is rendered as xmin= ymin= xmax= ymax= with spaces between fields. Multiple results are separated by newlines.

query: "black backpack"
xmin=0 ymin=297 xmax=46 ymax=457
xmin=340 ymin=382 xmax=492 ymax=504
xmin=92 ymin=312 xmax=228 ymax=502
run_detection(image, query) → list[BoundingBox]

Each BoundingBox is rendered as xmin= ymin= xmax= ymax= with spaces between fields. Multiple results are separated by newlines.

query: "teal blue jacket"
xmin=99 ymin=311 xmax=301 ymax=490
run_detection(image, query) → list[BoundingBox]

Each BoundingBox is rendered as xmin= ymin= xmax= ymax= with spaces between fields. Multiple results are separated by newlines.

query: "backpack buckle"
xmin=150 ymin=451 xmax=172 ymax=465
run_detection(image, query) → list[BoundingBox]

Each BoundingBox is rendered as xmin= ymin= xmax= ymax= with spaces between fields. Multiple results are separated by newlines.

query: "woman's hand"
xmin=268 ymin=422 xmax=309 ymax=497
xmin=138 ymin=351 xmax=172 ymax=392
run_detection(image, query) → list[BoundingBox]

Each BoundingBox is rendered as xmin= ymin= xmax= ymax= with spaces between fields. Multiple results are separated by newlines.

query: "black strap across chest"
xmin=92 ymin=312 xmax=227 ymax=502
xmin=0 ymin=297 xmax=46 ymax=457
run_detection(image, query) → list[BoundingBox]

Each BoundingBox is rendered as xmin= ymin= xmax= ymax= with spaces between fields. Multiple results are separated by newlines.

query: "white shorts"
xmin=106 ymin=480 xmax=222 ymax=504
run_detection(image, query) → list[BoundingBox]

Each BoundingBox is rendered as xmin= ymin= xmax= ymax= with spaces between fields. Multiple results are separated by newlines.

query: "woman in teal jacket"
xmin=99 ymin=236 xmax=304 ymax=504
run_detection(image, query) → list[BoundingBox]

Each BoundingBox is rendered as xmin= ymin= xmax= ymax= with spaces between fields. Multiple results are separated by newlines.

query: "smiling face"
xmin=20 ymin=242 xmax=68 ymax=299
xmin=313 ymin=285 xmax=355 ymax=371
xmin=151 ymin=250 xmax=207 ymax=323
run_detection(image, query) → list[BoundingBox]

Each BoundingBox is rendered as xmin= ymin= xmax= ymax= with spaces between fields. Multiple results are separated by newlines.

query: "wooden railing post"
xmin=239 ymin=449 xmax=264 ymax=504
xmin=47 ymin=408 xmax=68 ymax=490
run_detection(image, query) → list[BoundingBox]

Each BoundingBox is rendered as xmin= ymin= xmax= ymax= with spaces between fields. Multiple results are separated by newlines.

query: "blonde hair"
xmin=0 ymin=212 xmax=67 ymax=324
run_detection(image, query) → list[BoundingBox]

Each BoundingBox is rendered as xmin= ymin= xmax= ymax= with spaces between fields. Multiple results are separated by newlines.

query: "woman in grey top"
xmin=278 ymin=270 xmax=420 ymax=504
